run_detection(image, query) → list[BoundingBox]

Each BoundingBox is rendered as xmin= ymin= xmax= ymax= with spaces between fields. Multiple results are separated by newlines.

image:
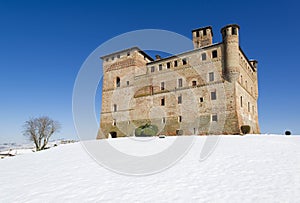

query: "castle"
xmin=97 ymin=24 xmax=259 ymax=139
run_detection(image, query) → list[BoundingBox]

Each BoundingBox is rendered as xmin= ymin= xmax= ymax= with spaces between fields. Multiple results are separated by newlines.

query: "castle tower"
xmin=221 ymin=24 xmax=240 ymax=82
xmin=192 ymin=26 xmax=213 ymax=49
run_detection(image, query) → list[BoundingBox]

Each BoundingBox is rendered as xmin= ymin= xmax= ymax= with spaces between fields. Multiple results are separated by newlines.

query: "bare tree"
xmin=23 ymin=116 xmax=61 ymax=151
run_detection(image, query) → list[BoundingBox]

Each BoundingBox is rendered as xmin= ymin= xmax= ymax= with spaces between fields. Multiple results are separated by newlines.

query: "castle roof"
xmin=100 ymin=47 xmax=154 ymax=61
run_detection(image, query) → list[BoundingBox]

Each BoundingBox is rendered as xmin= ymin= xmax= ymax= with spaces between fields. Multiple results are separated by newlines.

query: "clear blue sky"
xmin=0 ymin=0 xmax=299 ymax=143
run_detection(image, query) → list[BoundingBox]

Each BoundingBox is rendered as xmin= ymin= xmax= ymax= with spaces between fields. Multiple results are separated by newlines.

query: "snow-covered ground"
xmin=0 ymin=135 xmax=299 ymax=202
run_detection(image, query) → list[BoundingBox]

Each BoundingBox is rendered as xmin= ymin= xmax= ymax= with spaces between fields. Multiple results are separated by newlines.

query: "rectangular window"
xmin=159 ymin=64 xmax=163 ymax=71
xmin=212 ymin=50 xmax=218 ymax=58
xmin=209 ymin=72 xmax=214 ymax=82
xmin=113 ymin=104 xmax=117 ymax=112
xmin=196 ymin=31 xmax=200 ymax=37
xmin=161 ymin=82 xmax=165 ymax=90
xmin=212 ymin=114 xmax=218 ymax=122
xmin=182 ymin=58 xmax=187 ymax=65
xmin=201 ymin=53 xmax=206 ymax=61
xmin=167 ymin=62 xmax=171 ymax=69
xmin=248 ymin=102 xmax=251 ymax=112
xmin=192 ymin=80 xmax=197 ymax=86
xmin=161 ymin=97 xmax=165 ymax=106
xmin=178 ymin=116 xmax=182 ymax=123
xmin=232 ymin=27 xmax=237 ymax=35
xmin=211 ymin=91 xmax=217 ymax=100
xmin=203 ymin=29 xmax=207 ymax=36
xmin=174 ymin=60 xmax=178 ymax=67
xmin=240 ymin=96 xmax=243 ymax=107
xmin=252 ymin=105 xmax=255 ymax=114
xmin=178 ymin=78 xmax=183 ymax=88
xmin=126 ymin=81 xmax=129 ymax=86
xmin=178 ymin=95 xmax=182 ymax=104
xmin=151 ymin=66 xmax=155 ymax=72
xmin=200 ymin=97 xmax=204 ymax=102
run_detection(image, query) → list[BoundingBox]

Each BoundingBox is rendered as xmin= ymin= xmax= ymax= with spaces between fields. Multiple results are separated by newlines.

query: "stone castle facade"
xmin=97 ymin=24 xmax=260 ymax=139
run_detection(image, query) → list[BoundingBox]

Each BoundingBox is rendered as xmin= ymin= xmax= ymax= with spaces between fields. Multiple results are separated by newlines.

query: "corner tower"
xmin=192 ymin=26 xmax=213 ymax=49
xmin=221 ymin=24 xmax=240 ymax=82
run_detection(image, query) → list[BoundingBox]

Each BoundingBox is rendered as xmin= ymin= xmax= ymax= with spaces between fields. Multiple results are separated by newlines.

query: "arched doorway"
xmin=109 ymin=131 xmax=117 ymax=138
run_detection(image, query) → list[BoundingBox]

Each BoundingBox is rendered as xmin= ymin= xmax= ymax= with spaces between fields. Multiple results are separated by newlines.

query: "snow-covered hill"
xmin=0 ymin=135 xmax=299 ymax=202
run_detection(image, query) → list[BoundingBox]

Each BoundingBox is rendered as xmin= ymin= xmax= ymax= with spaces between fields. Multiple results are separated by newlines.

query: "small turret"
xmin=192 ymin=26 xmax=213 ymax=49
xmin=221 ymin=24 xmax=240 ymax=82
xmin=249 ymin=60 xmax=258 ymax=71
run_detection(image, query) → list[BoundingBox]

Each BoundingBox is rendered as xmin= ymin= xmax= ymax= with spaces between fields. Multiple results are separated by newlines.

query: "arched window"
xmin=116 ymin=77 xmax=120 ymax=87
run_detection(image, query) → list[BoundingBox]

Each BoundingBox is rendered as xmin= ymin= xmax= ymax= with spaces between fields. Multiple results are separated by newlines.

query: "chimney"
xmin=155 ymin=55 xmax=162 ymax=60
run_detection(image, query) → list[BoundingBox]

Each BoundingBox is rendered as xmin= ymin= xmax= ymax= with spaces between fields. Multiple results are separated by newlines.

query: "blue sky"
xmin=0 ymin=0 xmax=299 ymax=143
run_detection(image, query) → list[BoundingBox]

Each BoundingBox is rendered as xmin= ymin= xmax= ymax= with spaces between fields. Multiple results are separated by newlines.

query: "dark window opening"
xmin=232 ymin=27 xmax=237 ymax=35
xmin=151 ymin=66 xmax=155 ymax=72
xmin=174 ymin=60 xmax=178 ymax=67
xmin=161 ymin=97 xmax=165 ymax=106
xmin=203 ymin=29 xmax=207 ymax=36
xmin=200 ymin=97 xmax=204 ymax=102
xmin=196 ymin=31 xmax=200 ymax=37
xmin=212 ymin=50 xmax=218 ymax=58
xmin=211 ymin=91 xmax=217 ymax=100
xmin=240 ymin=96 xmax=243 ymax=107
xmin=192 ymin=80 xmax=197 ymax=86
xmin=212 ymin=114 xmax=218 ymax=122
xmin=182 ymin=58 xmax=187 ymax=65
xmin=161 ymin=82 xmax=165 ymax=90
xmin=159 ymin=64 xmax=162 ymax=71
xmin=167 ymin=62 xmax=171 ymax=69
xmin=112 ymin=120 xmax=116 ymax=126
xmin=126 ymin=81 xmax=129 ymax=86
xmin=178 ymin=95 xmax=182 ymax=104
xmin=113 ymin=104 xmax=117 ymax=112
xmin=116 ymin=77 xmax=120 ymax=87
xmin=127 ymin=52 xmax=130 ymax=56
xmin=117 ymin=54 xmax=120 ymax=58
xmin=110 ymin=131 xmax=117 ymax=138
xmin=178 ymin=78 xmax=183 ymax=88
xmin=201 ymin=53 xmax=206 ymax=61
xmin=209 ymin=72 xmax=214 ymax=82
xmin=178 ymin=116 xmax=182 ymax=123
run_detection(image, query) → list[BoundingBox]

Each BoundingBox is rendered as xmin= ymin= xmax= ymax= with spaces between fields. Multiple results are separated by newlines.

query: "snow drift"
xmin=0 ymin=135 xmax=299 ymax=202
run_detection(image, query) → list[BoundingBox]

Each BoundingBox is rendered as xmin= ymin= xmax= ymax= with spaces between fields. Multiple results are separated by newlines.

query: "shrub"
xmin=135 ymin=123 xmax=158 ymax=137
xmin=285 ymin=131 xmax=291 ymax=135
xmin=176 ymin=129 xmax=183 ymax=135
xmin=241 ymin=125 xmax=251 ymax=135
xmin=143 ymin=128 xmax=155 ymax=137
xmin=135 ymin=127 xmax=142 ymax=137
